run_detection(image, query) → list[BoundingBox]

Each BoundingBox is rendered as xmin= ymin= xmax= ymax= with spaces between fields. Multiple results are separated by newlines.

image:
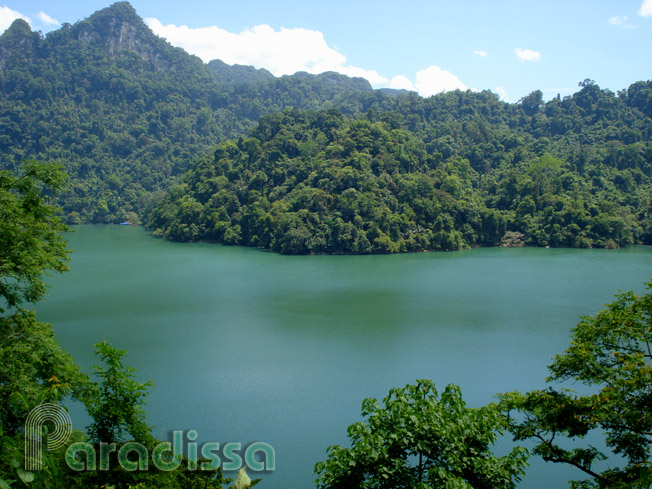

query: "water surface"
xmin=37 ymin=225 xmax=652 ymax=488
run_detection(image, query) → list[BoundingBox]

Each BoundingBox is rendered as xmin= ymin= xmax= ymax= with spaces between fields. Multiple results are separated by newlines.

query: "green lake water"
xmin=36 ymin=225 xmax=652 ymax=488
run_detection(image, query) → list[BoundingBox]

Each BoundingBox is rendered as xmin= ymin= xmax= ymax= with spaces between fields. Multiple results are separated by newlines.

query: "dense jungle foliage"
xmin=1 ymin=2 xmax=651 ymax=252
xmin=148 ymin=87 xmax=652 ymax=253
xmin=0 ymin=2 xmax=373 ymax=224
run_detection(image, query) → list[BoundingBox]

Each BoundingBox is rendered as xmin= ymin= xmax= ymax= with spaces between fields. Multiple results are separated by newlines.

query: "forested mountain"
xmin=207 ymin=59 xmax=274 ymax=85
xmin=147 ymin=87 xmax=652 ymax=253
xmin=1 ymin=2 xmax=651 ymax=252
xmin=0 ymin=2 xmax=372 ymax=224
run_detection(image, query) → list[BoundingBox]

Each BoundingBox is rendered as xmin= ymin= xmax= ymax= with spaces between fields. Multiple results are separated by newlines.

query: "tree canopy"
xmin=0 ymin=162 xmax=86 ymax=488
xmin=314 ymin=380 xmax=528 ymax=489
xmin=147 ymin=101 xmax=652 ymax=253
xmin=500 ymin=282 xmax=652 ymax=488
xmin=0 ymin=161 xmax=69 ymax=311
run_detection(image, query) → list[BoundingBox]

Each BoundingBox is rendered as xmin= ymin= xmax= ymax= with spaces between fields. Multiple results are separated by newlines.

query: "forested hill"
xmin=0 ymin=2 xmax=372 ymax=224
xmin=147 ymin=85 xmax=652 ymax=254
xmin=1 ymin=2 xmax=651 ymax=252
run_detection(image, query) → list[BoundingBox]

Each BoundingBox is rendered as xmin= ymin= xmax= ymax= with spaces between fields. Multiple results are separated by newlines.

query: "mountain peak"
xmin=70 ymin=1 xmax=174 ymax=70
xmin=0 ymin=18 xmax=41 ymax=70
xmin=75 ymin=1 xmax=150 ymax=44
xmin=89 ymin=2 xmax=143 ymax=26
xmin=3 ymin=18 xmax=32 ymax=37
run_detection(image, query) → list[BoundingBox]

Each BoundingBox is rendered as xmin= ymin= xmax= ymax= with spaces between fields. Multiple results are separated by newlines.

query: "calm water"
xmin=37 ymin=225 xmax=652 ymax=489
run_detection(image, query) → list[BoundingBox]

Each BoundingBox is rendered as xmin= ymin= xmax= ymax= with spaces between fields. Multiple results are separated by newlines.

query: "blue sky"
xmin=2 ymin=0 xmax=651 ymax=102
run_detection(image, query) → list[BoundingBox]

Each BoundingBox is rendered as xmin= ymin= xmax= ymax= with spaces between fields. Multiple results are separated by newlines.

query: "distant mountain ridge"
xmin=207 ymin=59 xmax=275 ymax=84
xmin=0 ymin=1 xmax=376 ymax=223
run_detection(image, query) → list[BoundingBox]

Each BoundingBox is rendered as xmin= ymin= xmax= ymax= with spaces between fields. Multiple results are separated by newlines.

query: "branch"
xmin=599 ymin=420 xmax=652 ymax=438
xmin=602 ymin=342 xmax=647 ymax=357
xmin=0 ymin=171 xmax=33 ymax=190
xmin=533 ymin=431 xmax=602 ymax=480
xmin=0 ymin=331 xmax=22 ymax=345
xmin=541 ymin=452 xmax=601 ymax=480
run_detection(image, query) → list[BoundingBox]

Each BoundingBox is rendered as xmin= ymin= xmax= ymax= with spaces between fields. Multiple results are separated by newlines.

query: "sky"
xmin=1 ymin=0 xmax=651 ymax=102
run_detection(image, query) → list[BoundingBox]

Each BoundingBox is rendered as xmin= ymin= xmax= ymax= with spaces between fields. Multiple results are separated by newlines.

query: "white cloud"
xmin=514 ymin=48 xmax=541 ymax=62
xmin=0 ymin=6 xmax=30 ymax=33
xmin=335 ymin=65 xmax=388 ymax=86
xmin=146 ymin=18 xmax=388 ymax=85
xmin=474 ymin=49 xmax=487 ymax=57
xmin=494 ymin=86 xmax=509 ymax=102
xmin=608 ymin=16 xmax=636 ymax=29
xmin=414 ymin=65 xmax=467 ymax=97
xmin=639 ymin=0 xmax=652 ymax=16
xmin=145 ymin=18 xmax=471 ymax=98
xmin=38 ymin=11 xmax=59 ymax=26
xmin=388 ymin=75 xmax=415 ymax=91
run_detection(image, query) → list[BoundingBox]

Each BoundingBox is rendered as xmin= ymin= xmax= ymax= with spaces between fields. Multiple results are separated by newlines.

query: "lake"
xmin=36 ymin=225 xmax=652 ymax=488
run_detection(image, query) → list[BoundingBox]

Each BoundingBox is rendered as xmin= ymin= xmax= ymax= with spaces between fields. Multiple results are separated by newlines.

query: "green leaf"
xmin=315 ymin=380 xmax=528 ymax=488
xmin=17 ymin=469 xmax=34 ymax=483
xmin=233 ymin=466 xmax=252 ymax=489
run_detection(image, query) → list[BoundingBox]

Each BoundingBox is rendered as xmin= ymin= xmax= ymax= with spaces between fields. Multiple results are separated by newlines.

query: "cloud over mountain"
xmin=0 ymin=6 xmax=29 ymax=33
xmin=145 ymin=17 xmax=467 ymax=97
xmin=146 ymin=18 xmax=387 ymax=85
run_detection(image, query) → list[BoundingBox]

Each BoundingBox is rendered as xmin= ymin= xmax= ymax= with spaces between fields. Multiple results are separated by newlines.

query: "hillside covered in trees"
xmin=148 ymin=83 xmax=652 ymax=253
xmin=1 ymin=2 xmax=651 ymax=252
xmin=0 ymin=2 xmax=373 ymax=224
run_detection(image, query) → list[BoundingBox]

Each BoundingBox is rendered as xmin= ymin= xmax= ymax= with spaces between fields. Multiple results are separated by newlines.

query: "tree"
xmin=0 ymin=162 xmax=87 ymax=488
xmin=79 ymin=341 xmax=229 ymax=489
xmin=85 ymin=341 xmax=154 ymax=446
xmin=0 ymin=161 xmax=83 ymax=429
xmin=0 ymin=310 xmax=85 ymax=434
xmin=80 ymin=340 xmax=156 ymax=489
xmin=0 ymin=161 xmax=70 ymax=312
xmin=0 ymin=317 xmax=84 ymax=489
xmin=314 ymin=380 xmax=528 ymax=489
xmin=519 ymin=90 xmax=543 ymax=116
xmin=500 ymin=281 xmax=652 ymax=488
